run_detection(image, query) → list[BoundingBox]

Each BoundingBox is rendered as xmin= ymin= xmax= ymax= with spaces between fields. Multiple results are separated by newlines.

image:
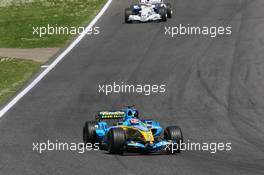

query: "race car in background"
xmin=125 ymin=0 xmax=172 ymax=23
xmin=83 ymin=106 xmax=183 ymax=154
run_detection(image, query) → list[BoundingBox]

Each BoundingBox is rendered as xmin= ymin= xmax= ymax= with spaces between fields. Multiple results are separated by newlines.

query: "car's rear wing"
xmin=95 ymin=111 xmax=125 ymax=121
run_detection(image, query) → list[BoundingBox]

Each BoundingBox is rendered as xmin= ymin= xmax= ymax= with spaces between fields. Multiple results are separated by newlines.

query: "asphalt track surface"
xmin=1 ymin=0 xmax=264 ymax=174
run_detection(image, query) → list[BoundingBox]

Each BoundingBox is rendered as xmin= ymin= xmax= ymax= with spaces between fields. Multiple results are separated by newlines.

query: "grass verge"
xmin=0 ymin=57 xmax=40 ymax=105
xmin=0 ymin=0 xmax=106 ymax=48
xmin=0 ymin=0 xmax=107 ymax=105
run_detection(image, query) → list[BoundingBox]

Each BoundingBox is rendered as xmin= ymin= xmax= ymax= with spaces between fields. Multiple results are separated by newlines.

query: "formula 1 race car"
xmin=125 ymin=0 xmax=172 ymax=23
xmin=83 ymin=106 xmax=183 ymax=154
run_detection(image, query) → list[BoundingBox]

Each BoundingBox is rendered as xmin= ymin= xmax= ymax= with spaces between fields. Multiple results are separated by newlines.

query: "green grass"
xmin=0 ymin=0 xmax=106 ymax=48
xmin=0 ymin=57 xmax=40 ymax=104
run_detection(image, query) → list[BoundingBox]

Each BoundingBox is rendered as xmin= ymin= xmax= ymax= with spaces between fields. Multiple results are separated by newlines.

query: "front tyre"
xmin=107 ymin=128 xmax=125 ymax=154
xmin=165 ymin=3 xmax=172 ymax=18
xmin=164 ymin=126 xmax=183 ymax=154
xmin=125 ymin=8 xmax=132 ymax=23
xmin=83 ymin=121 xmax=97 ymax=144
xmin=158 ymin=7 xmax=167 ymax=22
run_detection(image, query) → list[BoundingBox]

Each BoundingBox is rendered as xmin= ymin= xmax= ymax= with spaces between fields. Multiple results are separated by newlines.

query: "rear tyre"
xmin=107 ymin=128 xmax=125 ymax=154
xmin=165 ymin=3 xmax=172 ymax=18
xmin=125 ymin=8 xmax=133 ymax=23
xmin=83 ymin=121 xmax=97 ymax=145
xmin=158 ymin=7 xmax=167 ymax=22
xmin=164 ymin=126 xmax=183 ymax=154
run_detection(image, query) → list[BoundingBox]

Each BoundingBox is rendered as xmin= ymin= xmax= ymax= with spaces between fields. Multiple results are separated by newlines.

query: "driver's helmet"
xmin=127 ymin=109 xmax=139 ymax=118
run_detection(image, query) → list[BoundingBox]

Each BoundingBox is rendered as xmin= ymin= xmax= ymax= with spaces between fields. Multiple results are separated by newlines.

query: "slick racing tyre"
xmin=107 ymin=128 xmax=125 ymax=154
xmin=158 ymin=7 xmax=167 ymax=22
xmin=125 ymin=8 xmax=133 ymax=23
xmin=165 ymin=3 xmax=172 ymax=18
xmin=83 ymin=121 xmax=97 ymax=144
xmin=164 ymin=126 xmax=183 ymax=154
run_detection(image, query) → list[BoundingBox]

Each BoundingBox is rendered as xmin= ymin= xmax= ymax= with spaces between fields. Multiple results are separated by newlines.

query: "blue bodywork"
xmin=95 ymin=107 xmax=175 ymax=152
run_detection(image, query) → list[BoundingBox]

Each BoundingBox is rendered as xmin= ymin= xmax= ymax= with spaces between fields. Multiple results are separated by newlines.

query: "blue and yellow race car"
xmin=83 ymin=106 xmax=183 ymax=154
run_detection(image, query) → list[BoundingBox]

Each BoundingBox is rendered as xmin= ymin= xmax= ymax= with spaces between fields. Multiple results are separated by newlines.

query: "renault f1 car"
xmin=125 ymin=0 xmax=172 ymax=23
xmin=83 ymin=106 xmax=183 ymax=154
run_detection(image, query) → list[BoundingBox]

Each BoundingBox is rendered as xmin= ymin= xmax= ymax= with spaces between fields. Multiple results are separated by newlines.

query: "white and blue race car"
xmin=125 ymin=0 xmax=172 ymax=23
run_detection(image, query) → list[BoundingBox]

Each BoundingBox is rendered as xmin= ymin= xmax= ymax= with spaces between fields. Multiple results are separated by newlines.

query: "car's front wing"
xmin=128 ymin=14 xmax=161 ymax=22
xmin=125 ymin=140 xmax=175 ymax=152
